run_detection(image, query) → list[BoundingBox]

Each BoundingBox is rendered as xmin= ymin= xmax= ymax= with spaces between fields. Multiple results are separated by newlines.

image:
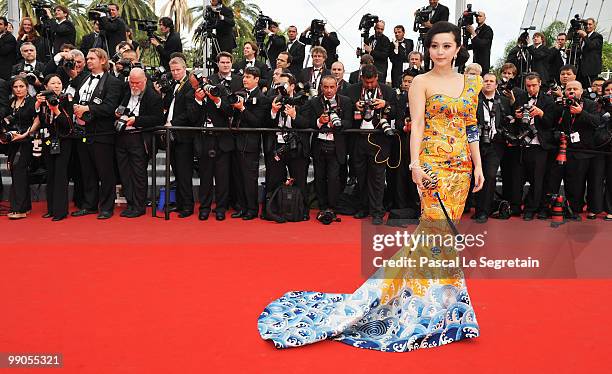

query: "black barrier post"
xmin=164 ymin=127 xmax=171 ymax=220
xmin=151 ymin=133 xmax=157 ymax=217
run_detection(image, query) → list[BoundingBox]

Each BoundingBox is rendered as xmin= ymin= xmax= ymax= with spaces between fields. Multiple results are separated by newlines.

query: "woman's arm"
xmin=408 ymin=75 xmax=432 ymax=189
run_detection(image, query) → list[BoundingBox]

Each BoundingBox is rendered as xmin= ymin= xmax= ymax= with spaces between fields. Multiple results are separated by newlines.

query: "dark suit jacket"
xmin=232 ymin=59 xmax=270 ymax=88
xmin=298 ymin=67 xmax=331 ymax=93
xmin=349 ymin=70 xmax=360 ymax=84
xmin=216 ymin=5 xmax=237 ymax=53
xmin=0 ymin=32 xmax=17 ymax=80
xmin=345 ymin=82 xmax=397 ymax=159
xmin=476 ymin=93 xmax=513 ymax=142
xmin=264 ymin=98 xmax=310 ymax=157
xmin=119 ymin=84 xmax=163 ymax=130
xmin=549 ymin=47 xmax=566 ymax=84
xmin=99 ymin=16 xmax=127 ymax=55
xmin=580 ymin=32 xmax=603 ymax=77
xmin=514 ymin=91 xmax=555 ymax=150
xmin=11 ymin=61 xmax=46 ymax=77
xmin=157 ymin=31 xmax=182 ymax=70
xmin=265 ymin=34 xmax=286 ymax=69
xmin=553 ymin=98 xmax=600 ymax=158
xmin=0 ymin=78 xmax=9 ymax=118
xmin=366 ymin=34 xmax=391 ymax=80
xmin=389 ymin=38 xmax=414 ymax=86
xmin=80 ymin=32 xmax=108 ymax=55
xmin=162 ymin=77 xmax=196 ymax=143
xmin=307 ymin=94 xmax=352 ymax=163
xmin=337 ymin=79 xmax=350 ymax=96
xmin=73 ymin=72 xmax=123 ymax=144
xmin=234 ymin=88 xmax=270 ymax=153
xmin=287 ymin=39 xmax=305 ymax=77
xmin=468 ymin=23 xmax=493 ymax=74
xmin=430 ymin=4 xmax=450 ymax=24
xmin=48 ymin=19 xmax=76 ymax=54
xmin=529 ymin=45 xmax=552 ymax=84
xmin=299 ymin=32 xmax=340 ymax=68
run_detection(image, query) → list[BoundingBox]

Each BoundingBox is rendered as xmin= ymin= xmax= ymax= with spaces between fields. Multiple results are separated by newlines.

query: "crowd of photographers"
xmin=0 ymin=0 xmax=610 ymax=225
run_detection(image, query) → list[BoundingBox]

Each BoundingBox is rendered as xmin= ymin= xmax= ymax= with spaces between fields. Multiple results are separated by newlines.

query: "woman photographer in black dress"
xmin=1 ymin=77 xmax=37 ymax=220
xmin=29 ymin=74 xmax=74 ymax=221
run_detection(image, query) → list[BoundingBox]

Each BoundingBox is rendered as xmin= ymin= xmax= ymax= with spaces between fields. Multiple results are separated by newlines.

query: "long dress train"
xmin=258 ymin=74 xmax=484 ymax=352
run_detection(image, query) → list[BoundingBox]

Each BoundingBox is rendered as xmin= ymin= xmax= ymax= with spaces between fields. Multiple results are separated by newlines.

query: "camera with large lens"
xmin=132 ymin=19 xmax=158 ymax=39
xmin=19 ymin=64 xmax=43 ymax=85
xmin=192 ymin=70 xmax=222 ymax=97
xmin=59 ymin=58 xmax=76 ymax=70
xmin=150 ymin=67 xmax=173 ymax=94
xmin=459 ymin=4 xmax=478 ymax=28
xmin=228 ymin=91 xmax=248 ymax=105
xmin=499 ymin=78 xmax=514 ymax=95
xmin=88 ymin=4 xmax=110 ymax=21
xmin=310 ymin=19 xmax=327 ymax=40
xmin=356 ymin=13 xmax=379 ymax=57
xmin=114 ymin=105 xmax=131 ymax=132
xmin=481 ymin=120 xmax=492 ymax=144
xmin=561 ymin=94 xmax=582 ymax=109
xmin=516 ymin=103 xmax=538 ymax=144
xmin=316 ymin=209 xmax=340 ymax=225
xmin=253 ymin=12 xmax=274 ymax=46
xmin=323 ymin=100 xmax=342 ymax=129
xmin=39 ymin=89 xmax=67 ymax=107
xmin=116 ymin=59 xmax=133 ymax=78
xmin=568 ymin=14 xmax=587 ymax=43
xmin=273 ymin=132 xmax=299 ymax=161
xmin=413 ymin=5 xmax=433 ymax=32
xmin=0 ymin=115 xmax=16 ymax=143
xmin=32 ymin=0 xmax=51 ymax=23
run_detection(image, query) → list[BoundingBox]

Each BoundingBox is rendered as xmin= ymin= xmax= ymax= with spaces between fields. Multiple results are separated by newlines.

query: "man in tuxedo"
xmin=331 ymin=61 xmax=350 ymax=95
xmin=12 ymin=42 xmax=45 ymax=95
xmin=577 ymin=18 xmax=603 ymax=87
xmin=232 ymin=42 xmax=269 ymax=89
xmin=264 ymin=73 xmax=310 ymax=220
xmin=472 ymin=73 xmax=513 ymax=223
xmin=160 ymin=56 xmax=197 ymax=218
xmin=466 ymin=12 xmax=493 ymax=75
xmin=509 ymin=73 xmax=555 ymax=220
xmin=115 ymin=68 xmax=163 ymax=218
xmin=298 ymin=46 xmax=330 ymax=97
xmin=48 ymin=6 xmax=76 ymax=55
xmin=209 ymin=0 xmax=237 ymax=53
xmin=388 ymin=25 xmax=414 ymax=88
xmin=346 ymin=64 xmax=396 ymax=225
xmin=0 ymin=17 xmax=17 ymax=80
xmin=96 ymin=3 xmax=127 ymax=55
xmin=349 ymin=54 xmax=374 ymax=84
xmin=529 ymin=32 xmax=552 ymax=87
xmin=80 ymin=20 xmax=108 ymax=55
xmin=230 ymin=67 xmax=270 ymax=220
xmin=192 ymin=52 xmax=238 ymax=221
xmin=550 ymin=81 xmax=603 ymax=219
xmin=286 ymin=26 xmax=305 ymax=77
xmin=299 ymin=25 xmax=340 ymax=69
xmin=71 ymin=48 xmax=123 ymax=219
xmin=549 ymin=33 xmax=568 ymax=85
xmin=263 ymin=21 xmax=286 ymax=70
xmin=363 ymin=21 xmax=391 ymax=83
xmin=424 ymin=0 xmax=449 ymax=27
xmin=151 ymin=17 xmax=182 ymax=70
xmin=309 ymin=75 xmax=352 ymax=214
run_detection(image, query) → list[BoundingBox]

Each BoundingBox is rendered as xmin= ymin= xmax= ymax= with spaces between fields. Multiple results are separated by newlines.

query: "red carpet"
xmin=1 ymin=202 xmax=611 ymax=373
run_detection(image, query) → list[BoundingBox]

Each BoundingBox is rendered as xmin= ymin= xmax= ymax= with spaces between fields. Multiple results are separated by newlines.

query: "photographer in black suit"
xmin=263 ymin=21 xmax=286 ymax=70
xmin=286 ymin=26 xmax=305 ymax=77
xmin=207 ymin=0 xmax=237 ymax=53
xmin=12 ymin=42 xmax=45 ymax=95
xmin=389 ymin=25 xmax=414 ymax=88
xmin=192 ymin=52 xmax=238 ymax=221
xmin=150 ymin=17 xmax=182 ymax=70
xmin=472 ymin=73 xmax=513 ymax=223
xmin=576 ymin=18 xmax=603 ymax=87
xmin=159 ymin=56 xmax=197 ymax=218
xmin=509 ymin=73 xmax=555 ymax=220
xmin=550 ymin=33 xmax=568 ymax=85
xmin=95 ymin=3 xmax=127 ymax=55
xmin=299 ymin=23 xmax=340 ymax=69
xmin=529 ymin=32 xmax=552 ymax=86
xmin=310 ymin=75 xmax=353 ymax=214
xmin=298 ymin=46 xmax=330 ymax=96
xmin=550 ymin=81 xmax=603 ymax=220
xmin=115 ymin=68 xmax=163 ymax=218
xmin=263 ymin=72 xmax=310 ymax=220
xmin=232 ymin=42 xmax=270 ymax=89
xmin=0 ymin=17 xmax=17 ymax=80
xmin=346 ymin=64 xmax=397 ymax=225
xmin=363 ymin=20 xmax=391 ymax=83
xmin=230 ymin=67 xmax=271 ymax=220
xmin=48 ymin=5 xmax=76 ymax=55
xmin=466 ymin=12 xmax=493 ymax=75
xmin=71 ymin=48 xmax=123 ymax=219
xmin=80 ymin=20 xmax=108 ymax=55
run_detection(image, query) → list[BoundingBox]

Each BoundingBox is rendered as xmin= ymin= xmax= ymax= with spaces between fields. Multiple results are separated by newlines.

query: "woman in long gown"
xmin=258 ymin=21 xmax=485 ymax=352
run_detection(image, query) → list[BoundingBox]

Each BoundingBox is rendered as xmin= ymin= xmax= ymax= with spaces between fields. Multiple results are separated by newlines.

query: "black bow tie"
xmin=484 ymin=98 xmax=494 ymax=103
xmin=530 ymin=96 xmax=537 ymax=101
xmin=90 ymin=74 xmax=101 ymax=80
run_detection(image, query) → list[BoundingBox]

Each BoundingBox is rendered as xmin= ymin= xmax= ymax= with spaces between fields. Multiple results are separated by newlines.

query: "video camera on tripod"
xmin=568 ymin=14 xmax=588 ymax=43
xmin=88 ymin=4 xmax=110 ymax=21
xmin=253 ymin=12 xmax=274 ymax=50
xmin=132 ymin=19 xmax=159 ymax=40
xmin=458 ymin=4 xmax=479 ymax=46
xmin=413 ymin=5 xmax=433 ymax=33
xmin=356 ymin=13 xmax=379 ymax=58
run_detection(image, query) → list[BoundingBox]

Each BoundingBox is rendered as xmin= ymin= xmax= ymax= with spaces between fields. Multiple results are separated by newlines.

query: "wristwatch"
xmin=408 ymin=161 xmax=421 ymax=171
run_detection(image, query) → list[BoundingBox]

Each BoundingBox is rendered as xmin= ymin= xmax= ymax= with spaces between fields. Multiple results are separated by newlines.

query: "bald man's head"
xmin=128 ymin=67 xmax=147 ymax=95
xmin=565 ymin=80 xmax=583 ymax=98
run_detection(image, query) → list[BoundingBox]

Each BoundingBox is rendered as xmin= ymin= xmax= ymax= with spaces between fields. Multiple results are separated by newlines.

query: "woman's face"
xmin=46 ymin=77 xmax=63 ymax=95
xmin=12 ymin=80 xmax=28 ymax=98
xmin=428 ymin=32 xmax=459 ymax=68
xmin=22 ymin=20 xmax=32 ymax=33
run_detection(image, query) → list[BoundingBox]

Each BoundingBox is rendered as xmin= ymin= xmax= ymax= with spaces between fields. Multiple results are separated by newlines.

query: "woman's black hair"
xmin=424 ymin=21 xmax=470 ymax=67
xmin=43 ymin=73 xmax=63 ymax=87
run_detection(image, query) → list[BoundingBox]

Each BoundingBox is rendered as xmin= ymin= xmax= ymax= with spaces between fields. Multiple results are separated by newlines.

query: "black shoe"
xmin=231 ymin=210 xmax=244 ymax=218
xmin=353 ymin=211 xmax=368 ymax=219
xmin=177 ymin=210 xmax=193 ymax=218
xmin=97 ymin=211 xmax=113 ymax=220
xmin=372 ymin=216 xmax=384 ymax=225
xmin=52 ymin=215 xmax=66 ymax=221
xmin=303 ymin=212 xmax=310 ymax=221
xmin=215 ymin=212 xmax=226 ymax=221
xmin=565 ymin=213 xmax=582 ymax=221
xmin=42 ymin=213 xmax=52 ymax=219
xmin=71 ymin=209 xmax=98 ymax=217
xmin=537 ymin=210 xmax=550 ymax=220
xmin=199 ymin=211 xmax=210 ymax=221
xmin=242 ymin=212 xmax=257 ymax=220
xmin=474 ymin=214 xmax=488 ymax=224
xmin=586 ymin=213 xmax=597 ymax=220
xmin=124 ymin=210 xmax=145 ymax=218
xmin=523 ymin=212 xmax=534 ymax=221
xmin=120 ymin=209 xmax=133 ymax=217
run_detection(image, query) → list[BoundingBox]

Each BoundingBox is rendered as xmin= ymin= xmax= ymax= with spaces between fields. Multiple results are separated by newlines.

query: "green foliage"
xmin=603 ymin=41 xmax=612 ymax=73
